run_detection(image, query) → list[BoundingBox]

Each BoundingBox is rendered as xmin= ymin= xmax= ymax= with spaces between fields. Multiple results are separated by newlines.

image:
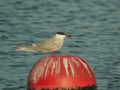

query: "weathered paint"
xmin=28 ymin=55 xmax=96 ymax=89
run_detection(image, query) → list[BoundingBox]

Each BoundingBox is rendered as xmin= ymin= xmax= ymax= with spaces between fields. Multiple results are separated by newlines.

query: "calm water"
xmin=0 ymin=0 xmax=120 ymax=90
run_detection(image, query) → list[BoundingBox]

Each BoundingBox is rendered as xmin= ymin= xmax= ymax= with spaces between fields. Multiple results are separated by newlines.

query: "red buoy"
xmin=27 ymin=55 xmax=97 ymax=90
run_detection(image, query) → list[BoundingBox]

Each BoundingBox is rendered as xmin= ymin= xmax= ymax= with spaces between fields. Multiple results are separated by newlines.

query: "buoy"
xmin=27 ymin=55 xmax=97 ymax=90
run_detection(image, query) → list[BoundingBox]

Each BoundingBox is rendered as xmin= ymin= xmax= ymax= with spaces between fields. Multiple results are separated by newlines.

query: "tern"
xmin=16 ymin=32 xmax=71 ymax=53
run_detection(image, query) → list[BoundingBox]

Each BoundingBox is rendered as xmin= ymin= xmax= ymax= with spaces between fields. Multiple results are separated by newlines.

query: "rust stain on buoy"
xmin=27 ymin=54 xmax=97 ymax=90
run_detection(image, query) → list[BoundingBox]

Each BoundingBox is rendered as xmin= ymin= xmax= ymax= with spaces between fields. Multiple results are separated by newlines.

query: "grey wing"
xmin=32 ymin=37 xmax=57 ymax=50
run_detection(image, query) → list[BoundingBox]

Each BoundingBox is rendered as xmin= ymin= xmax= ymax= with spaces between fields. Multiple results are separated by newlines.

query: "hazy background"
xmin=0 ymin=0 xmax=120 ymax=90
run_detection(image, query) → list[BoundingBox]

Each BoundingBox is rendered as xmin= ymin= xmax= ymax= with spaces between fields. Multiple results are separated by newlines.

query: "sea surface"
xmin=0 ymin=0 xmax=120 ymax=90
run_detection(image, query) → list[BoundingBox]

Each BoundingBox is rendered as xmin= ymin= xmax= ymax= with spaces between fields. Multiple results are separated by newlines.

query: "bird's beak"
xmin=65 ymin=34 xmax=71 ymax=38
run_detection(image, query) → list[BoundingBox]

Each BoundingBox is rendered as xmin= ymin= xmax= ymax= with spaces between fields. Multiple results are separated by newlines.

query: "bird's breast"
xmin=54 ymin=39 xmax=64 ymax=48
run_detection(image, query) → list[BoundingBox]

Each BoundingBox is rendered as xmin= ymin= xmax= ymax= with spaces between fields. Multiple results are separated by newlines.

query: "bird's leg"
xmin=50 ymin=52 xmax=56 ymax=56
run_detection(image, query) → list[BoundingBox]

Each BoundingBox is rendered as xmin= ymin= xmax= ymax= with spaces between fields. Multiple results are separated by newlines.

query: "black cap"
xmin=56 ymin=32 xmax=65 ymax=35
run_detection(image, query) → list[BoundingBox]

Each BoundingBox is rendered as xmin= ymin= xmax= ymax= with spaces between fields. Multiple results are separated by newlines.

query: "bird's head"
xmin=56 ymin=32 xmax=71 ymax=39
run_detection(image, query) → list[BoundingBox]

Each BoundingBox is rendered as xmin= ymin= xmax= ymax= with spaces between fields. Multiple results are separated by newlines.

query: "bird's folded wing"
xmin=32 ymin=38 xmax=57 ymax=50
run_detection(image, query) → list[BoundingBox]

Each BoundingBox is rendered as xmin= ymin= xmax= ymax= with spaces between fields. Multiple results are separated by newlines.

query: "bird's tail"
xmin=16 ymin=45 xmax=36 ymax=51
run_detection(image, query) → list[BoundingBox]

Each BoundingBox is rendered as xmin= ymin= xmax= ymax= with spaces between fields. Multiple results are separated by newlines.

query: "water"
xmin=0 ymin=0 xmax=120 ymax=90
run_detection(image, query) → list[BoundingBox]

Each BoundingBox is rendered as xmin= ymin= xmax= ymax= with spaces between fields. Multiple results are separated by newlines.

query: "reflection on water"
xmin=0 ymin=0 xmax=120 ymax=90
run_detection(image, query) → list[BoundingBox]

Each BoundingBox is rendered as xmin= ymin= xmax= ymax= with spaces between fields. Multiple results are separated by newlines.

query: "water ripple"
xmin=0 ymin=0 xmax=120 ymax=90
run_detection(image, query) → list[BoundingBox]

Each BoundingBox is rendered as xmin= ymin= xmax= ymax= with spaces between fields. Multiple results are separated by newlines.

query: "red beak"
xmin=65 ymin=34 xmax=71 ymax=37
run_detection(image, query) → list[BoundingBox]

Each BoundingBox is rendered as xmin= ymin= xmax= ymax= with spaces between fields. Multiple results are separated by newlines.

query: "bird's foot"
xmin=50 ymin=52 xmax=56 ymax=56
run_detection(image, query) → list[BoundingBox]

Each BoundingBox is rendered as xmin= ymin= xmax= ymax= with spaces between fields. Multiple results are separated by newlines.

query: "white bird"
xmin=16 ymin=32 xmax=71 ymax=53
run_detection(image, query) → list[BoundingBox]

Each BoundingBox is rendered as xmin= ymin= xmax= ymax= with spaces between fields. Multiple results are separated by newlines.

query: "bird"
xmin=16 ymin=32 xmax=71 ymax=53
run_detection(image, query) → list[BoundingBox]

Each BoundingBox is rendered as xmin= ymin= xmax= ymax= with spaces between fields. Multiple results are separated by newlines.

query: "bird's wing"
xmin=32 ymin=37 xmax=57 ymax=49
